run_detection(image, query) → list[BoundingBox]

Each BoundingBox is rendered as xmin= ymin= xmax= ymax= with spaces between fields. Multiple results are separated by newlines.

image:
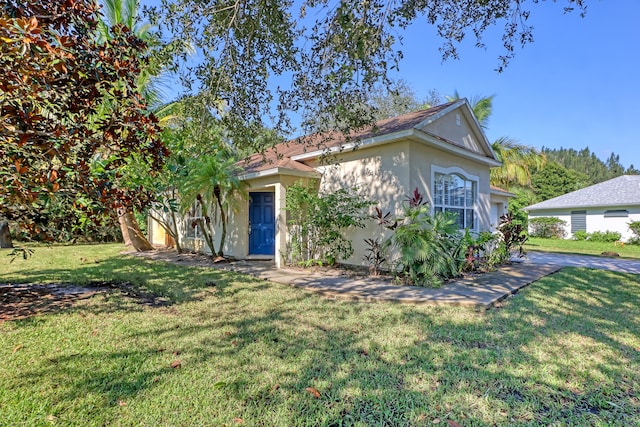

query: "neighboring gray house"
xmin=525 ymin=175 xmax=640 ymax=241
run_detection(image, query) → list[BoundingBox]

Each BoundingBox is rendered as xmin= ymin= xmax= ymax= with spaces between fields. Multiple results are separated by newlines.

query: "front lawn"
xmin=1 ymin=244 xmax=639 ymax=426
xmin=525 ymin=236 xmax=640 ymax=259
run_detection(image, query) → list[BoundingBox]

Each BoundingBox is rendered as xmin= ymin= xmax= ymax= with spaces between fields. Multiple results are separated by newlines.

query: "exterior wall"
xmin=313 ymin=142 xmax=411 ymax=265
xmin=421 ymin=109 xmax=485 ymax=154
xmin=307 ymin=139 xmax=494 ymax=266
xmin=528 ymin=206 xmax=640 ymax=241
xmin=409 ymin=142 xmax=493 ymax=232
xmin=490 ymin=194 xmax=511 ymax=229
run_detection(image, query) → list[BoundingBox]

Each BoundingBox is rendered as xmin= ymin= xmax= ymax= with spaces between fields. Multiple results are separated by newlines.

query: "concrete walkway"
xmin=129 ymin=250 xmax=563 ymax=308
xmin=523 ymin=251 xmax=640 ymax=274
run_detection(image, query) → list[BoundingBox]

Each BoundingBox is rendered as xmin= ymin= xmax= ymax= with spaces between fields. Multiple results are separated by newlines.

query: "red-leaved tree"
xmin=0 ymin=0 xmax=167 ymax=249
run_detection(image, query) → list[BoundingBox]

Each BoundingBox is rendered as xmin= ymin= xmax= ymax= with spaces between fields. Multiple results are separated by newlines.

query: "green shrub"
xmin=573 ymin=230 xmax=588 ymax=241
xmin=629 ymin=221 xmax=640 ymax=239
xmin=381 ymin=188 xmax=464 ymax=287
xmin=284 ymin=182 xmax=373 ymax=266
xmin=587 ymin=230 xmax=621 ymax=243
xmin=529 ymin=217 xmax=567 ymax=239
xmin=627 ymin=236 xmax=640 ymax=246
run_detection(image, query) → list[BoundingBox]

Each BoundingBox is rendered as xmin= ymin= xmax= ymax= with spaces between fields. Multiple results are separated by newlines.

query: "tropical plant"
xmin=496 ymin=212 xmax=528 ymax=259
xmin=386 ymin=188 xmax=463 ymax=287
xmin=284 ymin=182 xmax=373 ymax=266
xmin=460 ymin=229 xmax=498 ymax=271
xmin=181 ymin=152 xmax=246 ymax=257
xmin=362 ymin=207 xmax=397 ymax=275
xmin=491 ymin=137 xmax=547 ymax=188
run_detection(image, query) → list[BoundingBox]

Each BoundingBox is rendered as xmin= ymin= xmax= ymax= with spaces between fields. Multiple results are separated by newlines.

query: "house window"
xmin=571 ymin=210 xmax=587 ymax=233
xmin=434 ymin=172 xmax=477 ymax=229
xmin=604 ymin=209 xmax=629 ymax=218
xmin=185 ymin=201 xmax=204 ymax=239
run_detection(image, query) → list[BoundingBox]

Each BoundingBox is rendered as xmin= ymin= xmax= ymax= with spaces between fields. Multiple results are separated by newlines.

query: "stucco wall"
xmin=307 ymin=139 xmax=494 ymax=266
xmin=314 ymin=142 xmax=410 ymax=265
xmin=490 ymin=193 xmax=510 ymax=229
xmin=409 ymin=142 xmax=493 ymax=233
xmin=421 ymin=109 xmax=485 ymax=154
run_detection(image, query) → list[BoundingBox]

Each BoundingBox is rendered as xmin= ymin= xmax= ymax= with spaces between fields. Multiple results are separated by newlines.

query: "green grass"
xmin=1 ymin=244 xmax=639 ymax=426
xmin=526 ymin=236 xmax=640 ymax=259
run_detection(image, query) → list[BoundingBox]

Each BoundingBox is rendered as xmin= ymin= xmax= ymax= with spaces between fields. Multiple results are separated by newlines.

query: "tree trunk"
xmin=169 ymin=210 xmax=183 ymax=254
xmin=216 ymin=196 xmax=226 ymax=257
xmin=118 ymin=208 xmax=154 ymax=251
xmin=118 ymin=208 xmax=133 ymax=246
xmin=0 ymin=221 xmax=13 ymax=248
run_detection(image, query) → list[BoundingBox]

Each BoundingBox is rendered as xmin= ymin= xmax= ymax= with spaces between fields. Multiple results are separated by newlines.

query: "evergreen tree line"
xmin=508 ymin=147 xmax=639 ymax=223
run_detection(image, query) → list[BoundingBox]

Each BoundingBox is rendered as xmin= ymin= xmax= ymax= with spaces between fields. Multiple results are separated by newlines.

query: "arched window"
xmin=434 ymin=172 xmax=477 ymax=229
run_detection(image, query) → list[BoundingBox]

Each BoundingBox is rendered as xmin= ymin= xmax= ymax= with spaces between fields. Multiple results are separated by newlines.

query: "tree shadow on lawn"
xmin=0 ymin=254 xmax=254 ymax=319
xmin=3 ymin=266 xmax=639 ymax=425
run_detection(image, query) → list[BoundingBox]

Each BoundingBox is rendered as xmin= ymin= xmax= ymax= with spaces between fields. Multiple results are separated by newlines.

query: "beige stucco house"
xmin=149 ymin=99 xmax=509 ymax=267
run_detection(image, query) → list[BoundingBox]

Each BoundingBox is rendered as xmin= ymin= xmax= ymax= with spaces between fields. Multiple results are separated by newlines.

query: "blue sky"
xmin=145 ymin=0 xmax=639 ymax=168
xmin=392 ymin=0 xmax=639 ymax=168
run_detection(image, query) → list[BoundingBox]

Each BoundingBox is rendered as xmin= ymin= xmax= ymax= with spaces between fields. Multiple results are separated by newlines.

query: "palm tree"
xmin=447 ymin=91 xmax=495 ymax=129
xmin=448 ymin=91 xmax=545 ymax=188
xmin=491 ymin=137 xmax=546 ymax=188
xmin=181 ymin=152 xmax=246 ymax=257
xmin=97 ymin=0 xmax=170 ymax=108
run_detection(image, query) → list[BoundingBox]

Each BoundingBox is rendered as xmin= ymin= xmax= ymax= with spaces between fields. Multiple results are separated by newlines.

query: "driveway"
xmin=521 ymin=251 xmax=640 ymax=275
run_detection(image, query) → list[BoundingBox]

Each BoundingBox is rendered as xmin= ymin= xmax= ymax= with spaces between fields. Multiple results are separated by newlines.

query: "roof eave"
xmin=410 ymin=129 xmax=502 ymax=167
xmin=526 ymin=202 xmax=640 ymax=211
xmin=290 ymin=129 xmax=415 ymax=162
xmin=238 ymin=167 xmax=321 ymax=181
xmin=490 ymin=189 xmax=516 ymax=197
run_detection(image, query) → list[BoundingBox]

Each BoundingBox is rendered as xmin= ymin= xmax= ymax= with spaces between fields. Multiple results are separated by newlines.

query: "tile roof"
xmin=241 ymin=101 xmax=458 ymax=174
xmin=490 ymin=185 xmax=515 ymax=197
xmin=525 ymin=175 xmax=640 ymax=210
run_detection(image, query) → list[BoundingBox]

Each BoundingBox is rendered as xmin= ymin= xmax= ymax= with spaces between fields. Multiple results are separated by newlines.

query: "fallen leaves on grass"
xmin=305 ymin=387 xmax=321 ymax=398
xmin=170 ymin=360 xmax=181 ymax=369
xmin=12 ymin=344 xmax=23 ymax=353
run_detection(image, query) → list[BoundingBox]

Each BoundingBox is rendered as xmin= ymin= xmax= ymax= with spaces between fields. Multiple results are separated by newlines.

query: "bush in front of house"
xmin=587 ymin=230 xmax=622 ymax=243
xmin=573 ymin=230 xmax=588 ymax=240
xmin=366 ymin=188 xmax=480 ymax=287
xmin=529 ymin=217 xmax=567 ymax=239
xmin=284 ymin=181 xmax=373 ymax=266
xmin=628 ymin=221 xmax=640 ymax=245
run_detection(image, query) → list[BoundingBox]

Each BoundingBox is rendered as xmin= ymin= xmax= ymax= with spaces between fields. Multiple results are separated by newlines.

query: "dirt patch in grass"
xmin=0 ymin=283 xmax=102 ymax=321
xmin=0 ymin=281 xmax=169 ymax=322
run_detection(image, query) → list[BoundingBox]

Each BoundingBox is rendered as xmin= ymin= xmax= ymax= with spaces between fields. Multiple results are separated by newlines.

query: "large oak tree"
xmin=148 ymin=0 xmax=587 ymax=146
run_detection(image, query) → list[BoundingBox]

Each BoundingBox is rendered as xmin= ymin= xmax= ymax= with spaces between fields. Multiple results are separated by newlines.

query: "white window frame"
xmin=432 ymin=166 xmax=479 ymax=230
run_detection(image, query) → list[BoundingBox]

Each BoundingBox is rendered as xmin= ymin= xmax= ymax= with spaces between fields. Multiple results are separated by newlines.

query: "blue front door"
xmin=249 ymin=192 xmax=275 ymax=255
